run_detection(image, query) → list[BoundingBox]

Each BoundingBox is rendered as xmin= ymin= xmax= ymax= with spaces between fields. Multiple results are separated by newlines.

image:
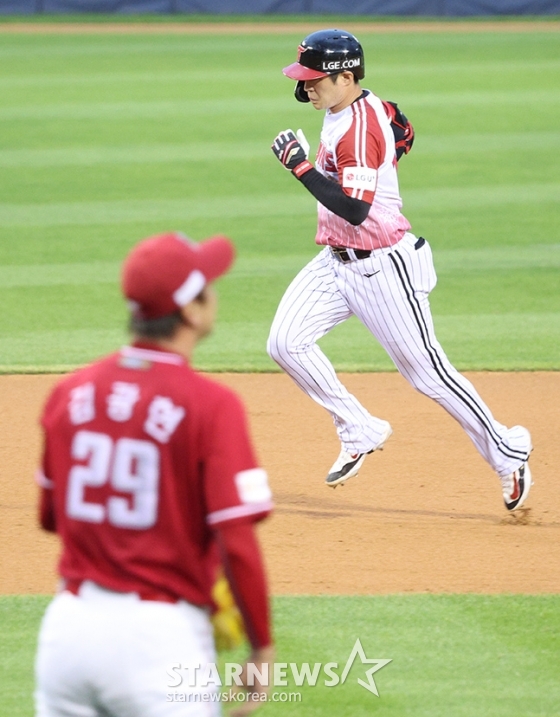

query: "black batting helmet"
xmin=283 ymin=29 xmax=365 ymax=103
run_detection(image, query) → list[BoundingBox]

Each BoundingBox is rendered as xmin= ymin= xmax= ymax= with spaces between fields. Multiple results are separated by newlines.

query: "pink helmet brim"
xmin=282 ymin=62 xmax=329 ymax=81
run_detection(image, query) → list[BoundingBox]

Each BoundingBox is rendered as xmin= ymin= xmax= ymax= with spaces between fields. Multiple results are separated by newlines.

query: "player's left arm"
xmin=214 ymin=521 xmax=274 ymax=717
xmin=203 ymin=389 xmax=274 ymax=646
xmin=203 ymin=389 xmax=274 ymax=715
xmin=36 ymin=397 xmax=58 ymax=534
xmin=271 ymin=129 xmax=370 ymax=226
xmin=38 ymin=491 xmax=56 ymax=532
xmin=214 ymin=520 xmax=272 ymax=650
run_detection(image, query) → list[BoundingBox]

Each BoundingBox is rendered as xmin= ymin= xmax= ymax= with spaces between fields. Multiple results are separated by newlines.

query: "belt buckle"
xmin=331 ymin=247 xmax=351 ymax=263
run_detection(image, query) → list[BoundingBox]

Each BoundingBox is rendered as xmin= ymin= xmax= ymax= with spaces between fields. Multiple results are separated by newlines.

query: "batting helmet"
xmin=283 ymin=29 xmax=365 ymax=103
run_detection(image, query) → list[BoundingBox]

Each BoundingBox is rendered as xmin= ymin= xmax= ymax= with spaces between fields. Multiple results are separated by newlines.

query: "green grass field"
xmin=0 ymin=23 xmax=558 ymax=372
xmin=0 ymin=20 xmax=559 ymax=717
xmin=3 ymin=594 xmax=560 ymax=717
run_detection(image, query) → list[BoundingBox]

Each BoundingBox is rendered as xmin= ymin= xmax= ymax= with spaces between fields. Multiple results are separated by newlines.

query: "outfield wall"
xmin=2 ymin=0 xmax=560 ymax=16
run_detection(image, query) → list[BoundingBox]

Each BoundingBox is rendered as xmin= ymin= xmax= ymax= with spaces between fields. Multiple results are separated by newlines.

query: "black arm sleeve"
xmin=298 ymin=167 xmax=371 ymax=226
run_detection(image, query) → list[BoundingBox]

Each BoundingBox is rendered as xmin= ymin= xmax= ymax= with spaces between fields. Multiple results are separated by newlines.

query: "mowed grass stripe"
xmin=1 ymin=59 xmax=559 ymax=88
xmin=1 ymin=133 xmax=559 ymax=168
xmin=413 ymin=132 xmax=560 ymax=155
xmin=0 ymin=35 xmax=305 ymax=60
xmin=0 ymin=194 xmax=312 ymax=226
xmin=0 ymin=69 xmax=289 ymax=88
xmin=404 ymin=183 xmax=560 ymax=209
xmin=406 ymin=89 xmax=560 ymax=107
xmin=433 ymin=244 xmax=560 ymax=272
xmin=201 ymin=312 xmax=560 ymax=372
xmin=434 ymin=312 xmax=560 ymax=341
xmin=0 ymin=328 xmax=127 ymax=371
xmin=0 ymin=97 xmax=291 ymax=121
xmin=2 ymin=245 xmax=559 ymax=287
xmin=0 ymin=143 xmax=269 ymax=168
xmin=2 ymin=312 xmax=557 ymax=374
xmin=0 ymin=184 xmax=557 ymax=227
xmin=1 ymin=90 xmax=560 ymax=121
xmin=0 ymin=256 xmax=311 ymax=287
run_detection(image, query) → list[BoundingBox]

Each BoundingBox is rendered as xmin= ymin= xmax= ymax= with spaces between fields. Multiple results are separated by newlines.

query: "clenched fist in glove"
xmin=271 ymin=129 xmax=313 ymax=178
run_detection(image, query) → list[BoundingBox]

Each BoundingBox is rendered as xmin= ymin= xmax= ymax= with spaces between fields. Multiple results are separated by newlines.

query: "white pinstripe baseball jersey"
xmin=269 ymin=33 xmax=533 ymax=511
xmin=315 ymin=91 xmax=411 ymax=251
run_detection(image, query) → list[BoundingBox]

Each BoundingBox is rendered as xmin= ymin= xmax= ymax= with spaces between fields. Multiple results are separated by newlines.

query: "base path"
xmin=1 ymin=372 xmax=559 ymax=596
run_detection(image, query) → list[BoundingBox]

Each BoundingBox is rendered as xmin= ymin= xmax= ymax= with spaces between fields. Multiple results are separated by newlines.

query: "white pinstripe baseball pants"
xmin=267 ymin=233 xmax=531 ymax=478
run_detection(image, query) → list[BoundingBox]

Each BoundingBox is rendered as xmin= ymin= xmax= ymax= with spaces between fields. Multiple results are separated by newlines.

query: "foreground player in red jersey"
xmin=35 ymin=232 xmax=274 ymax=717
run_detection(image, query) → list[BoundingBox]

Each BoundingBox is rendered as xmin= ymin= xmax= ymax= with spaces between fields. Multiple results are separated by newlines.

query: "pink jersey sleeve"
xmin=203 ymin=390 xmax=273 ymax=528
xmin=335 ymin=100 xmax=385 ymax=204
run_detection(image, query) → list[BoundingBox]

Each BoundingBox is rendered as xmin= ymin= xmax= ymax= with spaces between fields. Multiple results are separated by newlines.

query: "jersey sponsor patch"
xmin=342 ymin=166 xmax=377 ymax=191
xmin=234 ymin=468 xmax=272 ymax=505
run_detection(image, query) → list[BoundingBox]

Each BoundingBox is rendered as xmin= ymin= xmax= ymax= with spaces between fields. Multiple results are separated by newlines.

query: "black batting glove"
xmin=271 ymin=129 xmax=313 ymax=178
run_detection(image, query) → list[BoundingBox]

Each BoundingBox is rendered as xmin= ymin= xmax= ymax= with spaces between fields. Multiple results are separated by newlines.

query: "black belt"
xmin=331 ymin=247 xmax=372 ymax=263
xmin=332 ymin=237 xmax=426 ymax=263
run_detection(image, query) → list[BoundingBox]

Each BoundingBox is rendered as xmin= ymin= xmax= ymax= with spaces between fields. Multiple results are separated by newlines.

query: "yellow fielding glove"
xmin=211 ymin=573 xmax=246 ymax=652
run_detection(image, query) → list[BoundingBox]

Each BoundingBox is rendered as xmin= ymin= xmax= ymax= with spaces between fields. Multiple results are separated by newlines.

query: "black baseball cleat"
xmin=500 ymin=461 xmax=533 ymax=511
xmin=325 ymin=425 xmax=392 ymax=488
xmin=325 ymin=449 xmax=371 ymax=487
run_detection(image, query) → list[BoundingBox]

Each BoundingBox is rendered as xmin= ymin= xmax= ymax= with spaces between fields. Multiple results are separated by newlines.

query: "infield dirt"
xmin=1 ymin=371 xmax=559 ymax=596
xmin=1 ymin=19 xmax=559 ymax=596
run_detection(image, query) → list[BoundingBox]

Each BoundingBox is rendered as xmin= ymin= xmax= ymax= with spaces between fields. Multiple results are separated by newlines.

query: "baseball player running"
xmin=269 ymin=29 xmax=532 ymax=511
xmin=35 ymin=232 xmax=274 ymax=717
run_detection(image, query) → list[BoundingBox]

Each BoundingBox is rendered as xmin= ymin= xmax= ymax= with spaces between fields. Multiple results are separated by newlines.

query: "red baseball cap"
xmin=122 ymin=232 xmax=235 ymax=320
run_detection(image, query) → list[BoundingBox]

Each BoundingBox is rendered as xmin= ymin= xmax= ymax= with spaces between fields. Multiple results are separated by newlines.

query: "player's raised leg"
xmin=267 ymin=248 xmax=392 ymax=462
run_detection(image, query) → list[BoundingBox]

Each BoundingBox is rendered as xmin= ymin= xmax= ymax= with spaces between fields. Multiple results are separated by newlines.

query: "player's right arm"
xmin=271 ymin=128 xmax=371 ymax=225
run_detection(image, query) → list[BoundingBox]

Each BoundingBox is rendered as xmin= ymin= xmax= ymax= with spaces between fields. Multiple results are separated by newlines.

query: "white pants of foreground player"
xmin=35 ymin=581 xmax=219 ymax=717
xmin=267 ymin=233 xmax=531 ymax=478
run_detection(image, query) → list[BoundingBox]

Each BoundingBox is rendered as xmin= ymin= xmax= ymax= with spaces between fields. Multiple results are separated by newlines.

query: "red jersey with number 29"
xmin=37 ymin=344 xmax=273 ymax=608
